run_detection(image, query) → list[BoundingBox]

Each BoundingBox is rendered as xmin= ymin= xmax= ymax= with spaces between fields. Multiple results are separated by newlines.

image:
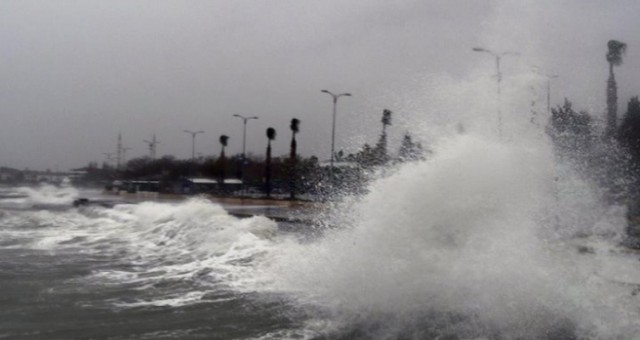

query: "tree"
xmin=218 ymin=135 xmax=229 ymax=187
xmin=398 ymin=133 xmax=425 ymax=162
xmin=382 ymin=109 xmax=392 ymax=131
xmin=618 ymin=97 xmax=640 ymax=184
xmin=289 ymin=118 xmax=300 ymax=199
xmin=619 ymin=97 xmax=640 ymax=153
xmin=547 ymin=98 xmax=593 ymax=163
xmin=547 ymin=98 xmax=629 ymax=202
xmin=219 ymin=135 xmax=229 ymax=159
xmin=606 ymin=39 xmax=627 ymax=137
xmin=619 ymin=97 xmax=640 ymax=244
xmin=374 ymin=109 xmax=392 ymax=165
xmin=265 ymin=127 xmax=276 ymax=197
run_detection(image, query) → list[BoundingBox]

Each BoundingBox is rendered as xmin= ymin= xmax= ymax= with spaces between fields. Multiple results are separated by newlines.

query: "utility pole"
xmin=121 ymin=147 xmax=131 ymax=165
xmin=116 ymin=132 xmax=123 ymax=169
xmin=144 ymin=134 xmax=159 ymax=159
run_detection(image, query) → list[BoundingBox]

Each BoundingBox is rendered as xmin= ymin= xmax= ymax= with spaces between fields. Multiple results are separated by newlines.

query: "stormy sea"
xmin=2 ymin=134 xmax=640 ymax=340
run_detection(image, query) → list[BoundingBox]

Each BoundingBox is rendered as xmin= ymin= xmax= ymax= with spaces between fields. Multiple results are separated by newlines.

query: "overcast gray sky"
xmin=1 ymin=0 xmax=639 ymax=170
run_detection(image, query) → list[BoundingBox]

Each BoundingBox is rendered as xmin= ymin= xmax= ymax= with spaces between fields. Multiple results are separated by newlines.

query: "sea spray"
xmin=0 ymin=184 xmax=79 ymax=209
xmin=259 ymin=133 xmax=640 ymax=339
xmin=76 ymin=199 xmax=281 ymax=297
xmin=1 ymin=160 xmax=638 ymax=338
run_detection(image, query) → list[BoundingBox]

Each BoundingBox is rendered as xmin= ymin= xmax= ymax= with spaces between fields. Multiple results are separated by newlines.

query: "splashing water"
xmin=1 ymin=132 xmax=639 ymax=339
xmin=0 ymin=184 xmax=80 ymax=209
xmin=1 ymin=43 xmax=639 ymax=340
xmin=248 ymin=133 xmax=640 ymax=339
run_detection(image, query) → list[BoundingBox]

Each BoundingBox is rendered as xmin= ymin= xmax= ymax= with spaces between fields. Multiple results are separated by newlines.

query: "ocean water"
xmin=1 ymin=134 xmax=640 ymax=340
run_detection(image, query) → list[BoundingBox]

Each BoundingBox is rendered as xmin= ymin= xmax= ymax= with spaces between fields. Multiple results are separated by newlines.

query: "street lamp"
xmin=321 ymin=89 xmax=351 ymax=184
xmin=233 ymin=114 xmax=259 ymax=189
xmin=184 ymin=130 xmax=205 ymax=161
xmin=232 ymin=114 xmax=259 ymax=160
xmin=531 ymin=66 xmax=559 ymax=115
xmin=472 ymin=47 xmax=519 ymax=138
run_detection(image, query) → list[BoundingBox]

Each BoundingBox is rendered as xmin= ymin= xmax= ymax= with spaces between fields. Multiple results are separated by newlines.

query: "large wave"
xmin=0 ymin=197 xmax=281 ymax=308
xmin=254 ymin=134 xmax=640 ymax=339
xmin=1 ymin=135 xmax=639 ymax=339
xmin=0 ymin=184 xmax=79 ymax=209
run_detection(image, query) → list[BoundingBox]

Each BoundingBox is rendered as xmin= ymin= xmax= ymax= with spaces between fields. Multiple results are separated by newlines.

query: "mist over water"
xmin=2 ymin=5 xmax=639 ymax=338
xmin=248 ymin=129 xmax=639 ymax=339
xmin=2 ymin=124 xmax=640 ymax=339
xmin=3 ymin=62 xmax=640 ymax=339
xmin=3 ymin=69 xmax=640 ymax=339
xmin=252 ymin=56 xmax=639 ymax=337
xmin=0 ymin=184 xmax=80 ymax=209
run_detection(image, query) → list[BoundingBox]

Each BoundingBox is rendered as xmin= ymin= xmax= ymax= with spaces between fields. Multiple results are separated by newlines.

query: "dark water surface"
xmin=0 ymin=248 xmax=300 ymax=340
xmin=0 ymin=186 xmax=310 ymax=340
xmin=3 ymin=179 xmax=640 ymax=340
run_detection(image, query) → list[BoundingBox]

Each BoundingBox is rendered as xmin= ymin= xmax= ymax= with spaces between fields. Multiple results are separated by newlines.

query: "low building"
xmin=23 ymin=170 xmax=74 ymax=184
xmin=0 ymin=167 xmax=22 ymax=182
xmin=181 ymin=177 xmax=242 ymax=194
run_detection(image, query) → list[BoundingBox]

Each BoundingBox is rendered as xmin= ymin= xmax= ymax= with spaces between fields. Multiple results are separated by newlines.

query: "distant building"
xmin=181 ymin=177 xmax=242 ymax=194
xmin=0 ymin=167 xmax=22 ymax=182
xmin=22 ymin=170 xmax=75 ymax=184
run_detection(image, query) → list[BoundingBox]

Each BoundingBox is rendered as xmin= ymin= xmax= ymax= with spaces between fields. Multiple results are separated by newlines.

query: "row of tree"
xmin=546 ymin=39 xmax=640 ymax=245
xmin=80 ymin=111 xmax=426 ymax=199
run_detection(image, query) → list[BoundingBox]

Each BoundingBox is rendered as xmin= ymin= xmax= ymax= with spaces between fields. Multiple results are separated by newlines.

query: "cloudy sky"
xmin=1 ymin=0 xmax=639 ymax=170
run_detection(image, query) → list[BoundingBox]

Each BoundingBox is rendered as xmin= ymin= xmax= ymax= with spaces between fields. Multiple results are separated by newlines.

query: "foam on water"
xmin=0 ymin=184 xmax=79 ymax=209
xmin=249 ymin=134 xmax=640 ymax=339
xmin=79 ymin=200 xmax=280 ymax=301
xmin=1 ymin=139 xmax=639 ymax=339
xmin=1 ymin=114 xmax=638 ymax=338
xmin=0 ymin=196 xmax=282 ymax=308
xmin=1 ymin=4 xmax=638 ymax=335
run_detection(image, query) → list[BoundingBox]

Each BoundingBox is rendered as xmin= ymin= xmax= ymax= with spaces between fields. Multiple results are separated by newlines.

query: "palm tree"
xmin=265 ymin=127 xmax=276 ymax=198
xmin=219 ymin=135 xmax=229 ymax=159
xmin=606 ymin=39 xmax=627 ymax=137
xmin=289 ymin=118 xmax=300 ymax=200
xmin=375 ymin=109 xmax=392 ymax=164
xmin=218 ymin=135 xmax=229 ymax=188
xmin=382 ymin=109 xmax=392 ymax=134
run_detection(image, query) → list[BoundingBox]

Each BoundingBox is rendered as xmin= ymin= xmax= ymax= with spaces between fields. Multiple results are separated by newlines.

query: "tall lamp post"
xmin=531 ymin=66 xmax=559 ymax=115
xmin=321 ymin=89 xmax=351 ymax=184
xmin=184 ymin=130 xmax=204 ymax=161
xmin=233 ymin=114 xmax=259 ymax=189
xmin=472 ymin=47 xmax=519 ymax=138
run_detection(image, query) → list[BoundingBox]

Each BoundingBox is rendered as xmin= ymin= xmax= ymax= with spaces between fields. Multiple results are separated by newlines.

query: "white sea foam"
xmin=252 ymin=134 xmax=640 ymax=339
xmin=0 ymin=184 xmax=79 ymax=209
xmin=0 ymin=195 xmax=281 ymax=307
xmin=1 ymin=143 xmax=639 ymax=338
xmin=0 ymin=57 xmax=638 ymax=340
